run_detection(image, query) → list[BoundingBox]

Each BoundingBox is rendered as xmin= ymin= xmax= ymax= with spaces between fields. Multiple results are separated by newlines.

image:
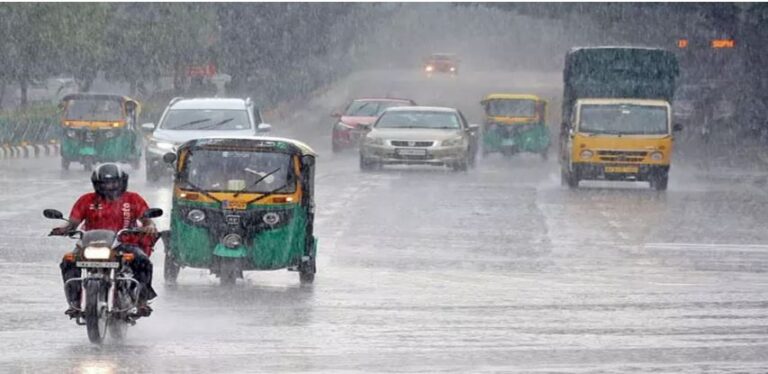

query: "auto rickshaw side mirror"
xmin=162 ymin=152 xmax=177 ymax=164
xmin=301 ymin=155 xmax=315 ymax=167
xmin=257 ymin=123 xmax=272 ymax=133
xmin=142 ymin=208 xmax=163 ymax=219
xmin=43 ymin=209 xmax=64 ymax=220
xmin=673 ymin=123 xmax=683 ymax=132
xmin=141 ymin=123 xmax=156 ymax=132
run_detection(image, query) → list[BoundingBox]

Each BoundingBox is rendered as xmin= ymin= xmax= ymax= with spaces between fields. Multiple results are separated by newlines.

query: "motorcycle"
xmin=44 ymin=207 xmax=162 ymax=344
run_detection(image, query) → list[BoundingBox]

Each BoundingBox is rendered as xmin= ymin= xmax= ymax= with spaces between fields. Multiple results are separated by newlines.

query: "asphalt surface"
xmin=1 ymin=70 xmax=768 ymax=373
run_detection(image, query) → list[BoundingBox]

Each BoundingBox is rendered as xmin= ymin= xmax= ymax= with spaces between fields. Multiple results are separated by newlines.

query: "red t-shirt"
xmin=70 ymin=192 xmax=155 ymax=255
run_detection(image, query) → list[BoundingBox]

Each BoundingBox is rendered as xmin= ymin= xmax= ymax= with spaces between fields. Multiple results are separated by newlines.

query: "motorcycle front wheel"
xmin=85 ymin=280 xmax=109 ymax=344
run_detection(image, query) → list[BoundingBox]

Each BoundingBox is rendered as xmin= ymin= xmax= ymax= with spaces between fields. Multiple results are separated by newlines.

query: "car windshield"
xmin=161 ymin=109 xmax=250 ymax=130
xmin=485 ymin=99 xmax=536 ymax=117
xmin=183 ymin=150 xmax=295 ymax=193
xmin=579 ymin=104 xmax=668 ymax=135
xmin=345 ymin=101 xmax=410 ymax=117
xmin=376 ymin=111 xmax=460 ymax=129
xmin=65 ymin=99 xmax=123 ymax=121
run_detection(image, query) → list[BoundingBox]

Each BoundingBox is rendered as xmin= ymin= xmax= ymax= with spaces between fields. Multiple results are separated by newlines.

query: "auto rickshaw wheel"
xmin=163 ymin=249 xmax=180 ymax=285
xmin=83 ymin=156 xmax=94 ymax=172
xmin=219 ymin=259 xmax=239 ymax=286
xmin=61 ymin=158 xmax=70 ymax=170
xmin=299 ymin=256 xmax=316 ymax=285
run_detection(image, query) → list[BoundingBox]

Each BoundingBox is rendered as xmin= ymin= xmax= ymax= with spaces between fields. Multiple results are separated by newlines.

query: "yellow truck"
xmin=559 ymin=47 xmax=683 ymax=190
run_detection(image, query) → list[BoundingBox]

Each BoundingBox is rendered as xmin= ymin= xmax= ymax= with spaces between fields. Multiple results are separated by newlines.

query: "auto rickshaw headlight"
xmin=649 ymin=151 xmax=664 ymax=161
xmin=187 ymin=209 xmax=206 ymax=223
xmin=222 ymin=234 xmax=242 ymax=248
xmin=104 ymin=130 xmax=116 ymax=138
xmin=83 ymin=246 xmax=111 ymax=260
xmin=66 ymin=129 xmax=77 ymax=138
xmin=579 ymin=150 xmax=594 ymax=159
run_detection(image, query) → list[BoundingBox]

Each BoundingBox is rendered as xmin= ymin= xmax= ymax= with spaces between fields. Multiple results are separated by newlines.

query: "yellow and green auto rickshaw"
xmin=59 ymin=94 xmax=143 ymax=171
xmin=162 ymin=136 xmax=318 ymax=286
xmin=480 ymin=94 xmax=550 ymax=159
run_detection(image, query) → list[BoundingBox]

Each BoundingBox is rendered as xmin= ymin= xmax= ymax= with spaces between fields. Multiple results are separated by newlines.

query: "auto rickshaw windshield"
xmin=485 ymin=100 xmax=536 ymax=117
xmin=65 ymin=99 xmax=123 ymax=121
xmin=183 ymin=150 xmax=295 ymax=193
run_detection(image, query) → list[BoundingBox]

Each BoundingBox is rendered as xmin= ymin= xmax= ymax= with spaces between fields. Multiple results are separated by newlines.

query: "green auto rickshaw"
xmin=59 ymin=94 xmax=143 ymax=171
xmin=480 ymin=93 xmax=550 ymax=159
xmin=162 ymin=136 xmax=318 ymax=286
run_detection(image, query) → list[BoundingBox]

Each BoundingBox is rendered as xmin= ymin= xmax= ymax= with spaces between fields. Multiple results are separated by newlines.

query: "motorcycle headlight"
xmin=187 ymin=209 xmax=205 ymax=223
xmin=442 ymin=137 xmax=463 ymax=147
xmin=83 ymin=246 xmax=111 ymax=260
xmin=66 ymin=129 xmax=77 ymax=138
xmin=580 ymin=150 xmax=594 ymax=159
xmin=364 ymin=137 xmax=384 ymax=146
xmin=222 ymin=233 xmax=242 ymax=248
xmin=649 ymin=151 xmax=664 ymax=161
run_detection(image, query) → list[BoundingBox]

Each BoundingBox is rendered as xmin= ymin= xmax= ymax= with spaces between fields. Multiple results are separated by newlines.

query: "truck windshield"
xmin=579 ymin=104 xmax=668 ymax=135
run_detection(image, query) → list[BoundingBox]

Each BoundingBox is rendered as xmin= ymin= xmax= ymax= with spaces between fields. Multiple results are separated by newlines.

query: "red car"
xmin=424 ymin=53 xmax=459 ymax=76
xmin=331 ymin=98 xmax=417 ymax=152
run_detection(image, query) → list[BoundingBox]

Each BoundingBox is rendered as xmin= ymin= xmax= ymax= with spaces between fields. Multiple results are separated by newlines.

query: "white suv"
xmin=143 ymin=97 xmax=271 ymax=182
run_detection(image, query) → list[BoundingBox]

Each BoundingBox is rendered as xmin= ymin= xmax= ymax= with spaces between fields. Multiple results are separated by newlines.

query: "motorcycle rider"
xmin=50 ymin=163 xmax=158 ymax=317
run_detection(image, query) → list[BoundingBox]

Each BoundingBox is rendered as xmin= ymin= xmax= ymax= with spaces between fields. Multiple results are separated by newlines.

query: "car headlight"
xmin=222 ymin=233 xmax=242 ymax=248
xmin=364 ymin=137 xmax=384 ymax=145
xmin=649 ymin=151 xmax=664 ymax=161
xmin=152 ymin=140 xmax=176 ymax=151
xmin=450 ymin=67 xmax=456 ymax=72
xmin=83 ymin=246 xmax=111 ymax=260
xmin=579 ymin=150 xmax=594 ymax=159
xmin=442 ymin=137 xmax=464 ymax=147
xmin=187 ymin=209 xmax=205 ymax=223
xmin=335 ymin=121 xmax=354 ymax=130
xmin=425 ymin=65 xmax=434 ymax=72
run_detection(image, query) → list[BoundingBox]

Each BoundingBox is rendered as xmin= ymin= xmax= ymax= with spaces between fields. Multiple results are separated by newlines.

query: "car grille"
xmin=390 ymin=140 xmax=434 ymax=147
xmin=597 ymin=150 xmax=648 ymax=162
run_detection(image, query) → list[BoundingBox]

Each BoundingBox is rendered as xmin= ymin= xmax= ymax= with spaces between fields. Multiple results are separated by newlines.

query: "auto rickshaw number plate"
xmin=605 ymin=166 xmax=639 ymax=173
xmin=76 ymin=261 xmax=119 ymax=269
xmin=223 ymin=201 xmax=247 ymax=210
xmin=396 ymin=148 xmax=427 ymax=156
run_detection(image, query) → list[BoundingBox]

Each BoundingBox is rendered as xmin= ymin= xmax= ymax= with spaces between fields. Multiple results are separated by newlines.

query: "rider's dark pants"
xmin=60 ymin=245 xmax=155 ymax=306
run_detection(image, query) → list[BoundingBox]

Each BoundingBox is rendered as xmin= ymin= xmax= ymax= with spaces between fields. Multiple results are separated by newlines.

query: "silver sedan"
xmin=359 ymin=106 xmax=479 ymax=171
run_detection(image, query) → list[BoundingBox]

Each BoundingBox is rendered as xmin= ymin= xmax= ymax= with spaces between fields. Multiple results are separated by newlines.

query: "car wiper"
xmin=195 ymin=117 xmax=234 ymax=130
xmin=233 ymin=167 xmax=281 ymax=197
xmin=246 ymin=183 xmax=289 ymax=205
xmin=171 ymin=118 xmax=211 ymax=129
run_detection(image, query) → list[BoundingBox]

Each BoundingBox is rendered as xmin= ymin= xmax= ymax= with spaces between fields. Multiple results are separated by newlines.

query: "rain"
xmin=1 ymin=3 xmax=768 ymax=373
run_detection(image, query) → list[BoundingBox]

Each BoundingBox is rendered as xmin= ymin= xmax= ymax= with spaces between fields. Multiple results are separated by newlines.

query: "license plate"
xmin=226 ymin=215 xmax=241 ymax=225
xmin=396 ymin=148 xmax=427 ymax=156
xmin=77 ymin=261 xmax=119 ymax=269
xmin=501 ymin=139 xmax=516 ymax=146
xmin=605 ymin=166 xmax=639 ymax=173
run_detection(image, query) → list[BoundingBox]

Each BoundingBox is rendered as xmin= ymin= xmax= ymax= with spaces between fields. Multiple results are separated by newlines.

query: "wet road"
xmin=2 ymin=71 xmax=768 ymax=373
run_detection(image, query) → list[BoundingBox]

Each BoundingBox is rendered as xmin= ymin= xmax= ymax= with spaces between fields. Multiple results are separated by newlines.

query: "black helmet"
xmin=91 ymin=163 xmax=128 ymax=199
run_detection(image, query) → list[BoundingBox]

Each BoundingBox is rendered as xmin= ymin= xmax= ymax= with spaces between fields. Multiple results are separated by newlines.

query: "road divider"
xmin=0 ymin=143 xmax=59 ymax=160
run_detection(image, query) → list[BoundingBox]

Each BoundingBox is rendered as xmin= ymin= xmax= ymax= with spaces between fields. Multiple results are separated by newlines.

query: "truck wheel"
xmin=561 ymin=167 xmax=579 ymax=188
xmin=650 ymin=173 xmax=668 ymax=191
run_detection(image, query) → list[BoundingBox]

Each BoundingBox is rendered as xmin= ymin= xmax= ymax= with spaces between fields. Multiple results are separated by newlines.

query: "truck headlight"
xmin=83 ymin=246 xmax=111 ymax=260
xmin=579 ymin=150 xmax=594 ymax=159
xmin=649 ymin=151 xmax=664 ymax=161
